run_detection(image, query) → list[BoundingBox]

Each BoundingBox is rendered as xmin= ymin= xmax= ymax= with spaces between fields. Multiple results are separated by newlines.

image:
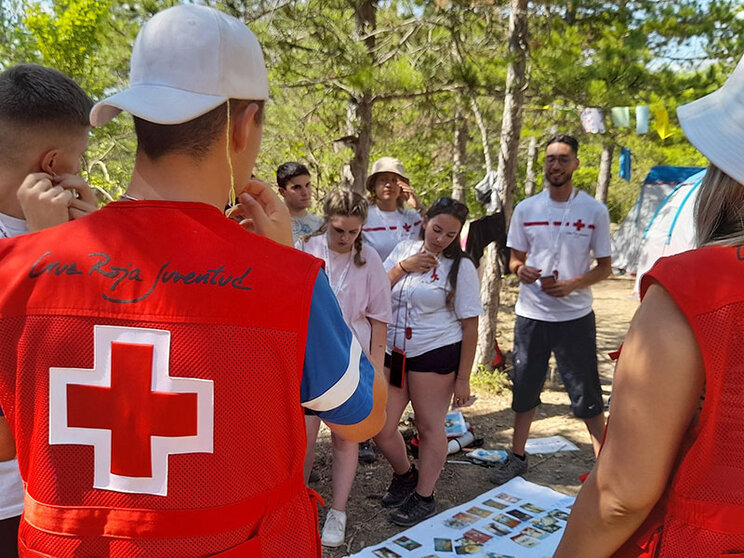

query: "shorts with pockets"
xmin=511 ymin=311 xmax=603 ymax=418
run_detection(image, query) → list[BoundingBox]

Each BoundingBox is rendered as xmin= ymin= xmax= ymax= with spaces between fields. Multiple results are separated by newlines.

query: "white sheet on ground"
xmin=348 ymin=477 xmax=575 ymax=558
xmin=524 ymin=436 xmax=579 ymax=455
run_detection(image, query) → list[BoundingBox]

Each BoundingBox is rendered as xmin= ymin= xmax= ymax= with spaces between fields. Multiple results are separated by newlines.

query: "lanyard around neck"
xmin=392 ymin=242 xmax=434 ymax=348
xmin=322 ymin=232 xmax=354 ymax=296
xmin=544 ymin=189 xmax=578 ymax=275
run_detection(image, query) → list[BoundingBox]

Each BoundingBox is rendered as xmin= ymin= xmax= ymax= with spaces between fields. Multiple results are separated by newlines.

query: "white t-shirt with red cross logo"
xmin=363 ymin=205 xmax=422 ymax=262
xmin=507 ymin=189 xmax=611 ymax=322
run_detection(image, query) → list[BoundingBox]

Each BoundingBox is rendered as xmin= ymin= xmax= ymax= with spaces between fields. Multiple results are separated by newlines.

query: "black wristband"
xmin=399 ymin=261 xmax=410 ymax=273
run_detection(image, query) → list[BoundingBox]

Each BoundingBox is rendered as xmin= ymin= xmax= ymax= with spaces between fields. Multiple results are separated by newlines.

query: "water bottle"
xmin=447 ymin=431 xmax=474 ymax=454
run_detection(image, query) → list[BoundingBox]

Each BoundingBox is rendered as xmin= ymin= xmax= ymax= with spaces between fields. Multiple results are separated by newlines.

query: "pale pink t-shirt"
xmin=296 ymin=234 xmax=392 ymax=352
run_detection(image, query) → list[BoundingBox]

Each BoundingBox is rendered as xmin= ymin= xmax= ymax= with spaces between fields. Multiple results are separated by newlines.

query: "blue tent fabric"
xmin=633 ymin=166 xmax=704 ymax=227
xmin=643 ymin=166 xmax=704 ymax=185
xmin=611 ymin=165 xmax=706 ymax=273
xmin=642 ymin=170 xmax=706 ymax=241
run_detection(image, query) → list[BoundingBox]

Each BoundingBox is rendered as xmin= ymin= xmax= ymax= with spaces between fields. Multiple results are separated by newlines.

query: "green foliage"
xmin=24 ymin=0 xmax=110 ymax=85
xmin=1 ymin=0 xmax=739 ymax=218
xmin=470 ymin=363 xmax=510 ymax=395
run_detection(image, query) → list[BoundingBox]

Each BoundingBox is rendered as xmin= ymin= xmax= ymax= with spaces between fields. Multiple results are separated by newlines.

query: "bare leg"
xmin=373 ymin=367 xmax=411 ymax=475
xmin=512 ymin=408 xmax=537 ymax=455
xmin=408 ymin=371 xmax=456 ymax=497
xmin=584 ymin=413 xmax=606 ymax=456
xmin=303 ymin=415 xmax=321 ymax=484
xmin=330 ymin=433 xmax=358 ymax=512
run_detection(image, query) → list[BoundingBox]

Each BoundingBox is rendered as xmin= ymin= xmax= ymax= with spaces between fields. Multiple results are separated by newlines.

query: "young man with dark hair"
xmin=0 ymin=6 xmax=385 ymax=557
xmin=0 ymin=63 xmax=98 ymax=558
xmin=0 ymin=64 xmax=98 ymax=232
xmin=276 ymin=161 xmax=323 ymax=241
xmin=491 ymin=134 xmax=611 ymax=485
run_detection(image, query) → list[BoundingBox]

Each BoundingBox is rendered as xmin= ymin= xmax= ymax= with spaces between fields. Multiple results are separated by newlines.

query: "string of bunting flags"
xmin=525 ymin=103 xmax=679 ymax=184
xmin=579 ymin=105 xmax=674 ymax=139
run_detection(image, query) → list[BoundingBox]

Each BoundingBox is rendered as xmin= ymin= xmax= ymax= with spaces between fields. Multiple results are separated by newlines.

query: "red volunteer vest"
xmin=613 ymin=245 xmax=744 ymax=557
xmin=0 ymin=201 xmax=323 ymax=557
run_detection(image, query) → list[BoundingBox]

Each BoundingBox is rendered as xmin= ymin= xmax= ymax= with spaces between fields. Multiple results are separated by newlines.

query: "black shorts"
xmin=385 ymin=342 xmax=462 ymax=375
xmin=0 ymin=515 xmax=19 ymax=558
xmin=511 ymin=311 xmax=603 ymax=418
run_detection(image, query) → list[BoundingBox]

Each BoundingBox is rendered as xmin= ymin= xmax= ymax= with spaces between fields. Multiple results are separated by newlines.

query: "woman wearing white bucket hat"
xmin=362 ymin=157 xmax=425 ymax=262
xmin=555 ymin=58 xmax=744 ymax=557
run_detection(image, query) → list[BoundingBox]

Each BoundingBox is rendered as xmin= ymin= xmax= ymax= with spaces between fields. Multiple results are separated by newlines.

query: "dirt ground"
xmin=311 ymin=275 xmax=640 ymax=556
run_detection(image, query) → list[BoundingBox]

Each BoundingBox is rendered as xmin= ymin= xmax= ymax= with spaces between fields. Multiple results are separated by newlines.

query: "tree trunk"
xmin=524 ymin=135 xmax=538 ymax=197
xmin=596 ymin=143 xmax=613 ymax=204
xmin=493 ymin=0 xmax=528 ymax=223
xmin=347 ymin=93 xmax=374 ymax=193
xmin=470 ymin=96 xmax=493 ymax=174
xmin=452 ymin=108 xmax=468 ymax=202
xmin=345 ymin=0 xmax=376 ymax=193
xmin=475 ymin=0 xmax=529 ymax=368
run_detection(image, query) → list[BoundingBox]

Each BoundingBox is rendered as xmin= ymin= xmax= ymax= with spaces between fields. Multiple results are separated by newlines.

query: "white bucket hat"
xmin=365 ymin=157 xmax=409 ymax=192
xmin=90 ymin=4 xmax=269 ymax=127
xmin=678 ymin=55 xmax=744 ymax=184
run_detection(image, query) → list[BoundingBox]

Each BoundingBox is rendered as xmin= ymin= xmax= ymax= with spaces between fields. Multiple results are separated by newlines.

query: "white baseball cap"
xmin=90 ymin=4 xmax=269 ymax=127
xmin=678 ymin=54 xmax=744 ymax=184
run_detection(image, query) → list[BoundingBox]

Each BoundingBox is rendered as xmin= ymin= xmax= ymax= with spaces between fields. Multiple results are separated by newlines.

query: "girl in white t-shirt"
xmin=362 ymin=156 xmax=425 ymax=261
xmin=296 ymin=190 xmax=392 ymax=548
xmin=374 ymin=197 xmax=482 ymax=527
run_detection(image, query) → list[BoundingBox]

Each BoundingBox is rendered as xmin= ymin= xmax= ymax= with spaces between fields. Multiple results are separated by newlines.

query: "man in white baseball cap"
xmin=0 ymin=5 xmax=387 ymax=556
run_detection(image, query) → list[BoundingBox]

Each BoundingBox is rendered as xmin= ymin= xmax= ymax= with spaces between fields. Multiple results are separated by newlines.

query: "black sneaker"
xmin=381 ymin=465 xmax=418 ymax=507
xmin=388 ymin=492 xmax=436 ymax=527
xmin=358 ymin=440 xmax=376 ymax=464
xmin=489 ymin=452 xmax=528 ymax=485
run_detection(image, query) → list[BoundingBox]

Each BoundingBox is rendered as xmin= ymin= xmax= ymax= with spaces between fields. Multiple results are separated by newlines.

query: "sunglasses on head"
xmin=429 ymin=197 xmax=468 ymax=218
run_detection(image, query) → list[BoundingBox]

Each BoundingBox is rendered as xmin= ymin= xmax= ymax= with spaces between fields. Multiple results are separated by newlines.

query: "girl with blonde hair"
xmin=296 ymin=189 xmax=392 ymax=548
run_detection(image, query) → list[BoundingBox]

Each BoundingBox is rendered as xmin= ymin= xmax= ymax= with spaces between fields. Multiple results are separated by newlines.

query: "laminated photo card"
xmin=444 ymin=411 xmax=469 ymax=437
xmin=349 ymin=477 xmax=576 ymax=558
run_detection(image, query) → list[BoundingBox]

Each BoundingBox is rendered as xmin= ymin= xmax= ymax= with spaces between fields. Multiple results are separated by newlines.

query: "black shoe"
xmin=359 ymin=440 xmax=376 ymax=464
xmin=388 ymin=492 xmax=436 ymax=527
xmin=489 ymin=452 xmax=528 ymax=485
xmin=381 ymin=465 xmax=418 ymax=507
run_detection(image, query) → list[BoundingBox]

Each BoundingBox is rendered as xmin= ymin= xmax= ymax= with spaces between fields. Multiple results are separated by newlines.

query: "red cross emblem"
xmin=573 ymin=219 xmax=586 ymax=231
xmin=49 ymin=326 xmax=214 ymax=496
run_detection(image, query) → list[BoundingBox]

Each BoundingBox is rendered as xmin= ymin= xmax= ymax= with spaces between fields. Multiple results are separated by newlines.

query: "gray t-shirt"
xmin=291 ymin=212 xmax=323 ymax=242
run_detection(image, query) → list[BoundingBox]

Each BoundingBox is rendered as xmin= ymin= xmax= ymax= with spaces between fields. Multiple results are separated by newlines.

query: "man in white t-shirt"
xmin=276 ymin=161 xmax=323 ymax=242
xmin=0 ymin=64 xmax=98 ymax=558
xmin=492 ymin=135 xmax=611 ymax=485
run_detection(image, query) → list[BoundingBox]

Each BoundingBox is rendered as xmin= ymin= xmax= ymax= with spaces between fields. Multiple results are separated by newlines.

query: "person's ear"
xmin=39 ymin=149 xmax=59 ymax=176
xmin=231 ymin=102 xmax=260 ymax=153
xmin=278 ymin=187 xmax=287 ymax=200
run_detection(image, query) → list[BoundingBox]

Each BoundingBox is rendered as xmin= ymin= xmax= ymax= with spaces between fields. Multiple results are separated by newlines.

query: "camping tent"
xmin=632 ymin=169 xmax=706 ymax=294
xmin=611 ymin=165 xmax=704 ymax=274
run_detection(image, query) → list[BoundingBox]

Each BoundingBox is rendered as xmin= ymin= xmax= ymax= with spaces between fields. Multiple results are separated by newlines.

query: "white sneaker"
xmin=321 ymin=508 xmax=347 ymax=548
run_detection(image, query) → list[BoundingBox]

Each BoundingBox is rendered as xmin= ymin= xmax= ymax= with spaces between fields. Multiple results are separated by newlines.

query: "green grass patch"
xmin=470 ymin=364 xmax=511 ymax=395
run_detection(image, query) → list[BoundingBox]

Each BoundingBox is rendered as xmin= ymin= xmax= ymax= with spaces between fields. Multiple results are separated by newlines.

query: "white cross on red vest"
xmin=49 ymin=325 xmax=214 ymax=496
